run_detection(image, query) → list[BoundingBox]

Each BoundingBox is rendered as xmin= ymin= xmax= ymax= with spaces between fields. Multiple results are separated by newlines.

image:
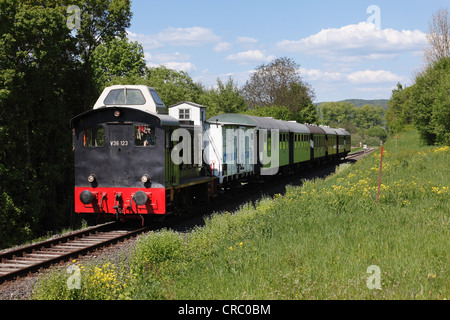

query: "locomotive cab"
xmin=71 ymin=105 xmax=179 ymax=221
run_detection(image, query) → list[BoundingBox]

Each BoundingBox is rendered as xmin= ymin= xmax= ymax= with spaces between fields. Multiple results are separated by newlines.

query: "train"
xmin=71 ymin=85 xmax=351 ymax=223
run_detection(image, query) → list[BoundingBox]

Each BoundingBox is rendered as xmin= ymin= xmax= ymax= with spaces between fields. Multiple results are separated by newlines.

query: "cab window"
xmin=83 ymin=126 xmax=104 ymax=147
xmin=135 ymin=125 xmax=155 ymax=147
xmin=104 ymin=89 xmax=146 ymax=105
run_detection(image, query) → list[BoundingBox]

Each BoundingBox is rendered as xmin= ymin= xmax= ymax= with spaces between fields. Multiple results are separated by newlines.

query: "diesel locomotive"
xmin=71 ymin=85 xmax=351 ymax=223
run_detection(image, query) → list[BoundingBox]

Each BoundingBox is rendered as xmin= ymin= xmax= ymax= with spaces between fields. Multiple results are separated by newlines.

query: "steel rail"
xmin=0 ymin=222 xmax=148 ymax=283
xmin=345 ymin=148 xmax=375 ymax=159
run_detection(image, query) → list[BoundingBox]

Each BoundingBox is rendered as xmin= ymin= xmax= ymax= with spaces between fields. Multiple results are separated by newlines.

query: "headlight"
xmin=88 ymin=174 xmax=96 ymax=183
xmin=114 ymin=110 xmax=121 ymax=117
xmin=141 ymin=174 xmax=150 ymax=183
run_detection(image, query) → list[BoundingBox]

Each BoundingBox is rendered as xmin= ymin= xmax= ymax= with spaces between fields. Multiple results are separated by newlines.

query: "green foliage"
xmin=339 ymin=99 xmax=389 ymax=109
xmin=319 ymin=102 xmax=384 ymax=130
xmin=386 ymin=83 xmax=414 ymax=135
xmin=366 ymin=126 xmax=388 ymax=143
xmin=32 ymin=260 xmax=131 ymax=300
xmin=0 ymin=0 xmax=132 ymax=249
xmin=0 ymin=192 xmax=32 ymax=248
xmin=354 ymin=105 xmax=384 ymax=129
xmin=71 ymin=0 xmax=133 ymax=109
xmin=146 ymin=66 xmax=203 ymax=107
xmin=199 ymin=77 xmax=247 ymax=118
xmin=387 ymin=58 xmax=450 ymax=146
xmin=410 ymin=58 xmax=450 ymax=145
xmin=319 ymin=102 xmax=354 ymax=125
xmin=90 ymin=37 xmax=146 ymax=98
xmin=318 ymin=102 xmax=385 ymax=146
xmin=244 ymin=105 xmax=291 ymax=120
xmin=241 ymin=57 xmax=316 ymax=123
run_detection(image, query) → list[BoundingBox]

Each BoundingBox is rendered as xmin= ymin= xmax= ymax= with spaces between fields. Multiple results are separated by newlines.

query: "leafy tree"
xmin=386 ymin=83 xmax=414 ymax=134
xmin=244 ymin=105 xmax=291 ymax=120
xmin=0 ymin=0 xmax=133 ymax=249
xmin=0 ymin=0 xmax=81 ymax=246
xmin=146 ymin=66 xmax=203 ymax=107
xmin=90 ymin=37 xmax=146 ymax=98
xmin=241 ymin=57 xmax=316 ymax=122
xmin=319 ymin=102 xmax=354 ymax=125
xmin=409 ymin=58 xmax=450 ymax=145
xmin=200 ymin=77 xmax=247 ymax=118
xmin=366 ymin=126 xmax=388 ymax=143
xmin=353 ymin=104 xmax=384 ymax=129
xmin=70 ymin=0 xmax=133 ymax=109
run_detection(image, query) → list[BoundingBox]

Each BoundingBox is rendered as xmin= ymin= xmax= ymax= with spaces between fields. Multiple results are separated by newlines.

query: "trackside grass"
xmin=32 ymin=130 xmax=449 ymax=300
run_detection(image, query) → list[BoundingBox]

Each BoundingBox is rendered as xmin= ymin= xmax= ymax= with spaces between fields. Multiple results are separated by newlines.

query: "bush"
xmin=32 ymin=260 xmax=130 ymax=300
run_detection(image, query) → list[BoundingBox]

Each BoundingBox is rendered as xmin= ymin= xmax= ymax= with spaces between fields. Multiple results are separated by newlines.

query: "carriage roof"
xmin=207 ymin=114 xmax=311 ymax=134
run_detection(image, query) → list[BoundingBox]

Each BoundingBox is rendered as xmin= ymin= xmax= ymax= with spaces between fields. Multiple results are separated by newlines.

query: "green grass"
xmin=32 ymin=130 xmax=449 ymax=300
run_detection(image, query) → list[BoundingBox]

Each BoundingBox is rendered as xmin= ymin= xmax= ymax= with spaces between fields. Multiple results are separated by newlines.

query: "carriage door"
xmin=108 ymin=124 xmax=132 ymax=185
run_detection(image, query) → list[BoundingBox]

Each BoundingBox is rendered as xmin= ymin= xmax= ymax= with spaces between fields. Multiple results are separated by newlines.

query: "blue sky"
xmin=127 ymin=0 xmax=448 ymax=102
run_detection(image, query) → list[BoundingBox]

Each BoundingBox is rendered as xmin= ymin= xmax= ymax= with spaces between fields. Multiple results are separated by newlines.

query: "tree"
xmin=0 ymin=0 xmax=82 ymax=247
xmin=71 ymin=0 xmax=133 ymax=109
xmin=386 ymin=83 xmax=414 ymax=134
xmin=241 ymin=57 xmax=316 ymax=122
xmin=200 ymin=77 xmax=247 ymax=118
xmin=353 ymin=104 xmax=384 ymax=129
xmin=319 ymin=102 xmax=354 ymax=126
xmin=424 ymin=8 xmax=450 ymax=64
xmin=366 ymin=126 xmax=388 ymax=143
xmin=244 ymin=105 xmax=291 ymax=121
xmin=409 ymin=58 xmax=450 ymax=145
xmin=146 ymin=66 xmax=203 ymax=107
xmin=0 ymin=0 xmax=134 ymax=249
xmin=90 ymin=37 xmax=146 ymax=98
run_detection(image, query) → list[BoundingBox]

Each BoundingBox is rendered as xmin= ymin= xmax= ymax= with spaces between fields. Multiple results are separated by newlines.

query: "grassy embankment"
xmin=32 ymin=130 xmax=449 ymax=299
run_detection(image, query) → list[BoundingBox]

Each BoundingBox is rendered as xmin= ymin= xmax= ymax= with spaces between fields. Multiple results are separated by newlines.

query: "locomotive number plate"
xmin=110 ymin=140 xmax=129 ymax=146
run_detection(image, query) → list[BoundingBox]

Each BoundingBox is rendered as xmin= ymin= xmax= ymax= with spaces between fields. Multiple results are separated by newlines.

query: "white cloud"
xmin=277 ymin=22 xmax=427 ymax=59
xmin=346 ymin=69 xmax=403 ymax=84
xmin=163 ymin=62 xmax=197 ymax=72
xmin=127 ymin=31 xmax=162 ymax=50
xmin=145 ymin=51 xmax=197 ymax=73
xmin=237 ymin=36 xmax=258 ymax=44
xmin=128 ymin=27 xmax=221 ymax=49
xmin=147 ymin=61 xmax=197 ymax=73
xmin=157 ymin=26 xmax=220 ymax=46
xmin=225 ymin=50 xmax=276 ymax=64
xmin=194 ymin=69 xmax=254 ymax=89
xmin=146 ymin=52 xmax=190 ymax=63
xmin=299 ymin=68 xmax=345 ymax=82
xmin=214 ymin=42 xmax=232 ymax=52
xmin=299 ymin=67 xmax=404 ymax=84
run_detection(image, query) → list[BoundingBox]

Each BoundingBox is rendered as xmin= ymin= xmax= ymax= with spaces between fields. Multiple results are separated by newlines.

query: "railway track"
xmin=0 ymin=222 xmax=148 ymax=284
xmin=345 ymin=148 xmax=375 ymax=160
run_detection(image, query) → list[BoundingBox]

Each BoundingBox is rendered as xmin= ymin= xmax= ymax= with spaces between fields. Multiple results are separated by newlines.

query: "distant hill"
xmin=317 ymin=99 xmax=389 ymax=109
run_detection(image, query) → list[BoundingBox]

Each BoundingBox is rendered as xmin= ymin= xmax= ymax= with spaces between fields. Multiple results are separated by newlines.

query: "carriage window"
xmin=104 ymin=89 xmax=146 ymax=105
xmin=83 ymin=126 xmax=104 ymax=147
xmin=135 ymin=125 xmax=155 ymax=147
